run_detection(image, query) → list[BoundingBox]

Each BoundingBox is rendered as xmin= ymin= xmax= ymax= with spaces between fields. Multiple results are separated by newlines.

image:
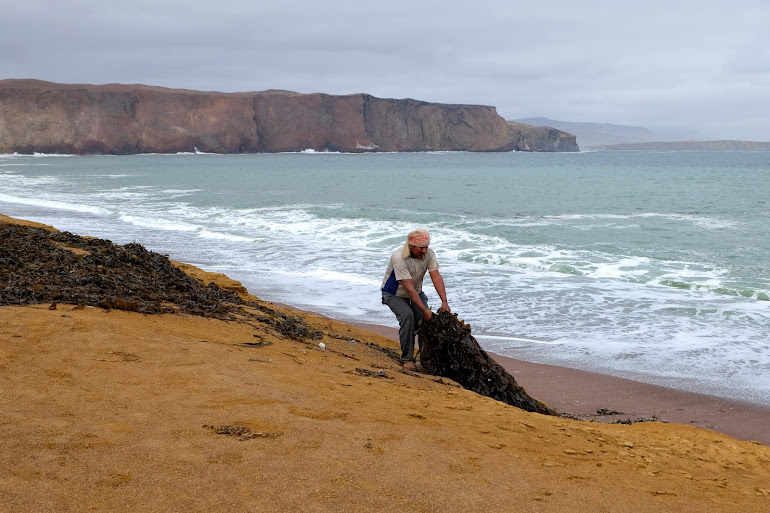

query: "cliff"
xmin=507 ymin=121 xmax=579 ymax=152
xmin=0 ymin=79 xmax=578 ymax=154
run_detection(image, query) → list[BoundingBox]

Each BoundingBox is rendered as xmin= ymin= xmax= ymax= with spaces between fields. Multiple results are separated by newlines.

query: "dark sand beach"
xmin=351 ymin=321 xmax=770 ymax=446
xmin=2 ymin=213 xmax=769 ymax=512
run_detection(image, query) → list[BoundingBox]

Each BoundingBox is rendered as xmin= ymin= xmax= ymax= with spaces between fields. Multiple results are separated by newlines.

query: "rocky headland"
xmin=507 ymin=121 xmax=580 ymax=151
xmin=0 ymin=79 xmax=579 ymax=154
xmin=513 ymin=117 xmax=770 ymax=150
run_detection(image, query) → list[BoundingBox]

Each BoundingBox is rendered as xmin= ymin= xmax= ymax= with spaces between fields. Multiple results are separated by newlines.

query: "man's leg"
xmin=382 ymin=293 xmax=419 ymax=362
xmin=413 ymin=291 xmax=429 ymax=362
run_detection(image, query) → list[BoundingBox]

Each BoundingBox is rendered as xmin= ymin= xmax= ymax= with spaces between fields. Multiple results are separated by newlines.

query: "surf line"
xmin=475 ymin=334 xmax=562 ymax=345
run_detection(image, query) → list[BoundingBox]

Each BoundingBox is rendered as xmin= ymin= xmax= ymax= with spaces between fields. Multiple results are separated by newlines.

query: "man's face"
xmin=409 ymin=244 xmax=428 ymax=259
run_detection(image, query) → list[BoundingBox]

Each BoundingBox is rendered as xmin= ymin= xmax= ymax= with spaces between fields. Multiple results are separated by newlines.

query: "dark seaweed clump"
xmin=0 ymin=222 xmax=320 ymax=340
xmin=0 ymin=223 xmax=239 ymax=316
xmin=420 ymin=310 xmax=557 ymax=415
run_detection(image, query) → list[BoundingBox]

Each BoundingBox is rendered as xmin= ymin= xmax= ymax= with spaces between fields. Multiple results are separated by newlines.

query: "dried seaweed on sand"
xmin=0 ymin=222 xmax=320 ymax=341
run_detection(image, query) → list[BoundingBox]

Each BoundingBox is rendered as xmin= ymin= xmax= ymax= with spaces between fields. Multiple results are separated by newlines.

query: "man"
xmin=381 ymin=229 xmax=450 ymax=369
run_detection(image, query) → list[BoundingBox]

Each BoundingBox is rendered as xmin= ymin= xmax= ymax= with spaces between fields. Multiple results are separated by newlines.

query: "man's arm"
xmin=399 ymin=279 xmax=433 ymax=320
xmin=429 ymin=270 xmax=450 ymax=313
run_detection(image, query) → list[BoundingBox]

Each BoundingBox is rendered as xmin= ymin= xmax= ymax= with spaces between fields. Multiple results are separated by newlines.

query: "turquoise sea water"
xmin=2 ymin=150 xmax=769 ymax=405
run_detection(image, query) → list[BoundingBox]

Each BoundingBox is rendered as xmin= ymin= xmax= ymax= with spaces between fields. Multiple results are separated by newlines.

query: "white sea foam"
xmin=0 ymin=174 xmax=60 ymax=187
xmin=197 ymin=230 xmax=253 ymax=242
xmin=0 ymin=152 xmax=74 ymax=158
xmin=118 ymin=214 xmax=201 ymax=232
xmin=4 ymin=152 xmax=769 ymax=406
xmin=587 ymin=257 xmax=652 ymax=279
xmin=300 ymin=148 xmax=343 ymax=154
xmin=302 ymin=268 xmax=381 ymax=287
xmin=160 ymin=189 xmax=201 ymax=195
xmin=0 ymin=192 xmax=111 ymax=215
xmin=534 ymin=211 xmax=737 ymax=229
xmin=0 ymin=162 xmax=51 ymax=167
xmin=474 ymin=335 xmax=562 ymax=345
xmin=95 ymin=191 xmax=153 ymax=201
xmin=106 ymin=200 xmax=768 ymax=309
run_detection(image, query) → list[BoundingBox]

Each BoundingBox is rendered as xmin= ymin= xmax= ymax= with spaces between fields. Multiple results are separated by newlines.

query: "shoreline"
xmin=346 ymin=320 xmax=770 ymax=446
xmin=3 ymin=212 xmax=769 ymax=445
xmin=273 ymin=302 xmax=770 ymax=446
xmin=4 ymin=213 xmax=770 ymax=511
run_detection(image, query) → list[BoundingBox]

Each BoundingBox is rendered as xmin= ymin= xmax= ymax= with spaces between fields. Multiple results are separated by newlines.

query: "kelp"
xmin=420 ymin=310 xmax=557 ymax=415
xmin=0 ymin=222 xmax=320 ymax=340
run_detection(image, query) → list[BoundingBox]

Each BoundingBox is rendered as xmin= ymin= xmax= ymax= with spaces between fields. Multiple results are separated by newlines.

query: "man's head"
xmin=405 ymin=229 xmax=430 ymax=259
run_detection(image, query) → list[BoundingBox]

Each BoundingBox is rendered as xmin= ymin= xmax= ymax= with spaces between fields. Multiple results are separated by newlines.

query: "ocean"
xmin=2 ymin=150 xmax=769 ymax=405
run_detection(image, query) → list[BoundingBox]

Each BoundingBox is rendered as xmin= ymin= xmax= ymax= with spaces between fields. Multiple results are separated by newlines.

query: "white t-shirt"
xmin=381 ymin=247 xmax=439 ymax=298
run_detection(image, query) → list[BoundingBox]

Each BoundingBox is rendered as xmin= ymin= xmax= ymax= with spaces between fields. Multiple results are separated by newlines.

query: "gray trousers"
xmin=382 ymin=291 xmax=429 ymax=362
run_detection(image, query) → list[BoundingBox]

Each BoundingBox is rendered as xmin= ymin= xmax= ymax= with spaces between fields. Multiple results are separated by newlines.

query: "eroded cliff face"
xmin=0 ymin=81 xmax=261 ymax=154
xmin=361 ymin=96 xmax=518 ymax=152
xmin=0 ymin=80 xmax=578 ymax=154
xmin=507 ymin=121 xmax=579 ymax=152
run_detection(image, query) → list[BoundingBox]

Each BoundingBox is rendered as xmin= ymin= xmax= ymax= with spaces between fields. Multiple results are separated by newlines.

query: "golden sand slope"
xmin=1 ymin=215 xmax=769 ymax=512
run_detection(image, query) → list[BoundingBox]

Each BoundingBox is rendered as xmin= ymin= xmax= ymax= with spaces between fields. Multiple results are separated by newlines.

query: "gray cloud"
xmin=3 ymin=0 xmax=769 ymax=140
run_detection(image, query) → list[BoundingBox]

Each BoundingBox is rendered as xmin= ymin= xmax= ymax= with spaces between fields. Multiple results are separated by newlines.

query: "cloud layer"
xmin=4 ymin=0 xmax=769 ymax=140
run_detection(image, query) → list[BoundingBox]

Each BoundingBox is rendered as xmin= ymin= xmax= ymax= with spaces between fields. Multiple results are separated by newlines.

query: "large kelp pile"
xmin=0 ymin=222 xmax=320 ymax=340
xmin=420 ymin=311 xmax=557 ymax=415
xmin=0 ymin=223 xmax=239 ymax=316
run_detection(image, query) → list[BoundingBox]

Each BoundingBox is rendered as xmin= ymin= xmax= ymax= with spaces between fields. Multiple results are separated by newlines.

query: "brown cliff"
xmin=507 ymin=121 xmax=579 ymax=152
xmin=0 ymin=80 xmax=578 ymax=154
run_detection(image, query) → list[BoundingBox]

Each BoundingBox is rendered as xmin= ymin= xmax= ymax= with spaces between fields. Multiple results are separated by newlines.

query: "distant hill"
xmin=512 ymin=117 xmax=683 ymax=148
xmin=593 ymin=140 xmax=770 ymax=151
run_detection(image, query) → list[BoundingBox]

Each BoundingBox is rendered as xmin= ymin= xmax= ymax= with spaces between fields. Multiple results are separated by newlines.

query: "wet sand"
xmin=349 ymin=321 xmax=770 ymax=446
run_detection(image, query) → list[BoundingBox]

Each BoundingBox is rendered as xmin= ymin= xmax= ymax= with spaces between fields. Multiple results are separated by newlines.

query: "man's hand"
xmin=429 ymin=270 xmax=450 ymax=315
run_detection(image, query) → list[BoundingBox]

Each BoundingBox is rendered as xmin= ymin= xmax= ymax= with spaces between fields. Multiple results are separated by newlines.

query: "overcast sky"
xmin=3 ymin=0 xmax=769 ymax=140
